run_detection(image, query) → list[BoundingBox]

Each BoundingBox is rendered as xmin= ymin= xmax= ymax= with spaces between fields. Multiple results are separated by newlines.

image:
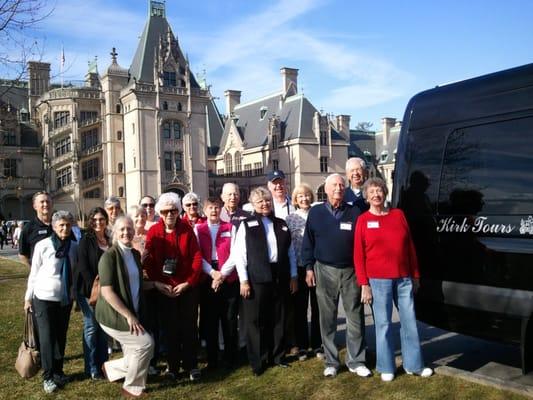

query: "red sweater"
xmin=354 ymin=208 xmax=420 ymax=286
xmin=143 ymin=219 xmax=203 ymax=287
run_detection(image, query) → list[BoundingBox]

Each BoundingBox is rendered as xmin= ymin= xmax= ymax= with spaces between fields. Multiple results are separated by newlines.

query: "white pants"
xmin=101 ymin=324 xmax=154 ymax=396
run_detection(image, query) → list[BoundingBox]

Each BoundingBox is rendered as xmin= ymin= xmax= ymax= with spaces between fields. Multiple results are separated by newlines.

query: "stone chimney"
xmin=224 ymin=90 xmax=241 ymax=115
xmin=336 ymin=114 xmax=351 ymax=139
xmin=381 ymin=117 xmax=396 ymax=146
xmin=280 ymin=67 xmax=298 ymax=98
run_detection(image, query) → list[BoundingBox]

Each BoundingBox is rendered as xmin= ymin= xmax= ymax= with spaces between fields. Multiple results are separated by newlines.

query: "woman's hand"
xmin=126 ymin=314 xmax=145 ymax=336
xmin=305 ymin=270 xmax=316 ymax=287
xmin=172 ymin=282 xmax=190 ymax=296
xmin=24 ymin=300 xmax=32 ymax=313
xmin=361 ymin=284 xmax=373 ymax=305
xmin=240 ymin=281 xmax=251 ymax=298
xmin=154 ymin=281 xmax=174 ymax=297
xmin=290 ymin=277 xmax=298 ymax=294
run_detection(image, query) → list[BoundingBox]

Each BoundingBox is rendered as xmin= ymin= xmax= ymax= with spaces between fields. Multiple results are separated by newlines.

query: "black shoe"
xmin=252 ymin=367 xmax=264 ymax=376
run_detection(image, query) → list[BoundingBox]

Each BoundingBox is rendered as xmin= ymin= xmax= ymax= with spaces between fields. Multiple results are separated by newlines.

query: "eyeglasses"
xmin=141 ymin=203 xmax=155 ymax=208
xmin=184 ymin=202 xmax=198 ymax=207
xmin=160 ymin=209 xmax=179 ymax=216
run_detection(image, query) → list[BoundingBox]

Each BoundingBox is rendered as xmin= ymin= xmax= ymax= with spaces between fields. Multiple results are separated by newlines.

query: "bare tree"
xmin=0 ymin=0 xmax=53 ymax=88
xmin=355 ymin=121 xmax=374 ymax=131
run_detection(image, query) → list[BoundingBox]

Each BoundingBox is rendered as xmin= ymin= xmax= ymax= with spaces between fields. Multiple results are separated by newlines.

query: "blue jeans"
xmin=369 ymin=278 xmax=424 ymax=374
xmin=77 ymin=294 xmax=108 ymax=376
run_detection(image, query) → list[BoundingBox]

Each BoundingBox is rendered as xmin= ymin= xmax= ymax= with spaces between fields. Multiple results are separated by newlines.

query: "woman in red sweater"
xmin=143 ymin=192 xmax=203 ymax=381
xmin=354 ymin=178 xmax=432 ymax=382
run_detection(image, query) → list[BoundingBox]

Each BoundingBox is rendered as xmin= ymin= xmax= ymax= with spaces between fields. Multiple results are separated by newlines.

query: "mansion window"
xmin=80 ymin=111 xmax=98 ymax=123
xmin=244 ymin=163 xmax=252 ymax=177
xmin=317 ymin=184 xmax=327 ymax=202
xmin=83 ymin=188 xmax=101 ymax=199
xmin=164 ymin=152 xmax=172 ymax=171
xmin=174 ymin=151 xmax=183 ymax=171
xmin=217 ymin=168 xmax=224 ymax=176
xmin=163 ymin=71 xmax=177 ymax=87
xmin=3 ymin=159 xmax=16 ymax=177
xmin=320 ymin=156 xmax=328 ymax=173
xmin=55 ymin=136 xmax=71 ymax=157
xmin=253 ymin=162 xmax=263 ymax=176
xmin=118 ymin=186 xmax=124 ymax=197
xmin=53 ymin=111 xmax=70 ymax=129
xmin=320 ymin=130 xmax=328 ymax=146
xmin=162 ymin=120 xmax=182 ymax=139
xmin=224 ymin=153 xmax=233 ymax=176
xmin=56 ymin=166 xmax=72 ymax=188
xmin=272 ymin=159 xmax=279 ymax=171
xmin=271 ymin=134 xmax=278 ymax=149
xmin=3 ymin=131 xmax=16 ymax=145
xmin=81 ymin=128 xmax=99 ymax=150
xmin=234 ymin=151 xmax=242 ymax=176
xmin=82 ymin=158 xmax=100 ymax=181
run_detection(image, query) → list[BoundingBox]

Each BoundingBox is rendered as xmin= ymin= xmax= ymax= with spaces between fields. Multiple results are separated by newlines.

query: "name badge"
xmin=340 ymin=222 xmax=352 ymax=231
xmin=367 ymin=221 xmax=380 ymax=229
xmin=221 ymin=231 xmax=231 ymax=238
xmin=282 ymin=226 xmax=288 ymax=231
xmin=38 ymin=229 xmax=48 ymax=235
xmin=247 ymin=220 xmax=259 ymax=227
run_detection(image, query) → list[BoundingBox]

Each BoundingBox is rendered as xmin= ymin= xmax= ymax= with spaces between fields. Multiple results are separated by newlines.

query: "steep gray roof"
xmin=206 ymin=98 xmax=224 ymax=156
xmin=349 ymin=129 xmax=376 ymax=159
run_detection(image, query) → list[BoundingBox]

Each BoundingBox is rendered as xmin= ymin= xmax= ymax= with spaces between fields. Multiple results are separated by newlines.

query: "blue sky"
xmin=8 ymin=0 xmax=533 ymax=129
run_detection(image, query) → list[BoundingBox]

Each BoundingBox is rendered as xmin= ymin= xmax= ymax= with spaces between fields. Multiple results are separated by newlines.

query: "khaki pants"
xmin=101 ymin=324 xmax=154 ymax=396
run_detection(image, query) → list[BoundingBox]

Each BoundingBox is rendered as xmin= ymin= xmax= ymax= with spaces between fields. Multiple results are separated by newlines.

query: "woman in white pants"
xmin=95 ymin=216 xmax=154 ymax=398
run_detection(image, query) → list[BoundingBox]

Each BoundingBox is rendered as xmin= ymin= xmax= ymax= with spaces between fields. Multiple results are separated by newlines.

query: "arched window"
xmin=118 ymin=162 xmax=123 ymax=173
xmin=161 ymin=120 xmax=183 ymax=140
xmin=173 ymin=121 xmax=182 ymax=139
xmin=234 ymin=151 xmax=242 ymax=176
xmin=317 ymin=184 xmax=327 ymax=202
xmin=117 ymin=130 xmax=122 ymax=140
xmin=224 ymin=153 xmax=233 ymax=176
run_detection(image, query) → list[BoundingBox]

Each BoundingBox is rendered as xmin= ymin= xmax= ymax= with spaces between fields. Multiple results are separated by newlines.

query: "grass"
xmin=0 ymin=257 xmax=527 ymax=400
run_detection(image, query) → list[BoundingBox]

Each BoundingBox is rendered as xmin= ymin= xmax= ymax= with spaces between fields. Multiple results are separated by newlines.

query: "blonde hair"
xmin=291 ymin=183 xmax=314 ymax=208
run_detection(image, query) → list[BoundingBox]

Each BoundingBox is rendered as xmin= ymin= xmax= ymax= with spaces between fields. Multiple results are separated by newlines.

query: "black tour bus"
xmin=392 ymin=63 xmax=533 ymax=373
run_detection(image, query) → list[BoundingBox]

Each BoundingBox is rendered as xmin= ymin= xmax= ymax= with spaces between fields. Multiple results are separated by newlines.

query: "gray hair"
xmin=346 ymin=157 xmax=367 ymax=171
xmin=51 ymin=210 xmax=74 ymax=226
xmin=221 ymin=182 xmax=239 ymax=194
xmin=249 ymin=186 xmax=272 ymax=204
xmin=104 ymin=196 xmax=121 ymax=209
xmin=155 ymin=192 xmax=182 ymax=215
xmin=111 ymin=215 xmax=134 ymax=243
xmin=362 ymin=177 xmax=389 ymax=199
xmin=324 ymin=173 xmax=346 ymax=188
xmin=182 ymin=192 xmax=200 ymax=205
xmin=127 ymin=204 xmax=146 ymax=218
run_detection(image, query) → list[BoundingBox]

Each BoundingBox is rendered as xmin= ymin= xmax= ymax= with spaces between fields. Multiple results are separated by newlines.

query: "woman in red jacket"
xmin=354 ymin=178 xmax=432 ymax=382
xmin=143 ymin=192 xmax=203 ymax=381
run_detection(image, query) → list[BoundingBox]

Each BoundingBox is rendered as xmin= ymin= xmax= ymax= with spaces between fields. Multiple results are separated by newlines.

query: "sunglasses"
xmin=160 ymin=209 xmax=179 ymax=216
xmin=184 ymin=202 xmax=198 ymax=207
xmin=141 ymin=203 xmax=155 ymax=208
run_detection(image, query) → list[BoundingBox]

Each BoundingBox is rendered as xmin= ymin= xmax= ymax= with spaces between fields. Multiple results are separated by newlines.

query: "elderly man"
xmin=301 ymin=173 xmax=370 ymax=378
xmin=104 ymin=196 xmax=123 ymax=227
xmin=266 ymin=170 xmax=294 ymax=220
xmin=344 ymin=157 xmax=369 ymax=210
xmin=219 ymin=183 xmax=250 ymax=226
xmin=19 ymin=191 xmax=54 ymax=267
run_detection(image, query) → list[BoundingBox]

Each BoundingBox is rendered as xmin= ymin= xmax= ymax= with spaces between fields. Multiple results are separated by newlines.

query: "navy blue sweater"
xmin=301 ymin=201 xmax=363 ymax=269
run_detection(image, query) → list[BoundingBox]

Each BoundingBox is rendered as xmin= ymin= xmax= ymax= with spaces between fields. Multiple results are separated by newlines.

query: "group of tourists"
xmin=20 ymin=157 xmax=432 ymax=398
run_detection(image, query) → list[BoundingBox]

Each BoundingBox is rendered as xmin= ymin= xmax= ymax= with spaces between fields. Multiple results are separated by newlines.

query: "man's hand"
xmin=305 ymin=270 xmax=316 ymax=287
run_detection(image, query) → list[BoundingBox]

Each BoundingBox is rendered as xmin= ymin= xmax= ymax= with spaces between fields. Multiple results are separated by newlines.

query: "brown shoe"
xmin=121 ymin=387 xmax=149 ymax=398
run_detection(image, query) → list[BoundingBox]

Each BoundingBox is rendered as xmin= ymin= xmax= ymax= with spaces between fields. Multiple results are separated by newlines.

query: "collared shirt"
xmin=325 ymin=201 xmax=347 ymax=220
xmin=350 ymin=186 xmax=362 ymax=198
xmin=231 ymin=216 xmax=297 ymax=282
xmin=273 ymin=197 xmax=295 ymax=221
xmin=118 ymin=241 xmax=140 ymax=313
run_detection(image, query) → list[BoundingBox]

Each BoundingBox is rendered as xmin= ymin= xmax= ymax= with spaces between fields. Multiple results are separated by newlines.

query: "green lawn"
xmin=0 ymin=258 xmax=525 ymax=400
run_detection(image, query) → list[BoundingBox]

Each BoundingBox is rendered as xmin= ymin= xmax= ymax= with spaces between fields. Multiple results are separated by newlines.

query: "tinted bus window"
xmin=439 ymin=118 xmax=533 ymax=216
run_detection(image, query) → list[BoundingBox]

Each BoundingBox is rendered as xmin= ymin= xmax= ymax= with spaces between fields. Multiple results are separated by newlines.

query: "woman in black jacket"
xmin=75 ymin=207 xmax=111 ymax=380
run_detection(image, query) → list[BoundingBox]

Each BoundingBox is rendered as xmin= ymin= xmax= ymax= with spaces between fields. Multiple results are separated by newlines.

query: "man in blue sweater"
xmin=301 ymin=173 xmax=370 ymax=378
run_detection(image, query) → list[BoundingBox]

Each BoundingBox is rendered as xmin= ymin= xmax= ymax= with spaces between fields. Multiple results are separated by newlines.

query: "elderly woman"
xmin=128 ymin=205 xmax=148 ymax=254
xmin=354 ymin=177 xmax=432 ymax=382
xmin=181 ymin=192 xmax=206 ymax=228
xmin=285 ymin=183 xmax=323 ymax=361
xmin=95 ymin=216 xmax=154 ymax=398
xmin=24 ymin=211 xmax=78 ymax=394
xmin=74 ymin=207 xmax=110 ymax=380
xmin=104 ymin=196 xmax=123 ymax=227
xmin=232 ymin=187 xmax=298 ymax=376
xmin=143 ymin=192 xmax=203 ymax=381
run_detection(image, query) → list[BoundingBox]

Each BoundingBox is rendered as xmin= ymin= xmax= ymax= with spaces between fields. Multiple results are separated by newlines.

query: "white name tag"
xmin=221 ymin=231 xmax=231 ymax=238
xmin=282 ymin=226 xmax=288 ymax=231
xmin=38 ymin=229 xmax=48 ymax=235
xmin=247 ymin=220 xmax=259 ymax=227
xmin=340 ymin=222 xmax=352 ymax=231
xmin=346 ymin=201 xmax=353 ymax=206
xmin=367 ymin=221 xmax=380 ymax=229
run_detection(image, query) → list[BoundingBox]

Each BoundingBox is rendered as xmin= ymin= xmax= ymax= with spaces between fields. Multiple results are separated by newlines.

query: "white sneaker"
xmin=381 ymin=373 xmax=395 ymax=382
xmin=405 ymin=367 xmax=433 ymax=377
xmin=348 ymin=365 xmax=372 ymax=377
xmin=43 ymin=379 xmax=58 ymax=393
xmin=323 ymin=366 xmax=337 ymax=377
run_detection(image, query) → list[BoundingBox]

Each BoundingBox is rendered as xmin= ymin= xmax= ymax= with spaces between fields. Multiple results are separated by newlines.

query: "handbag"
xmin=89 ymin=275 xmax=100 ymax=306
xmin=15 ymin=310 xmax=40 ymax=379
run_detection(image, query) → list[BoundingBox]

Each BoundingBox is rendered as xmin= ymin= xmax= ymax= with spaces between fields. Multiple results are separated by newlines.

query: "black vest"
xmin=243 ymin=214 xmax=291 ymax=284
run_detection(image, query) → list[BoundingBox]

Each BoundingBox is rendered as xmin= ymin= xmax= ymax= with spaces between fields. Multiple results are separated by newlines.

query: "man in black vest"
xmin=232 ymin=187 xmax=298 ymax=376
xmin=301 ymin=173 xmax=370 ymax=378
